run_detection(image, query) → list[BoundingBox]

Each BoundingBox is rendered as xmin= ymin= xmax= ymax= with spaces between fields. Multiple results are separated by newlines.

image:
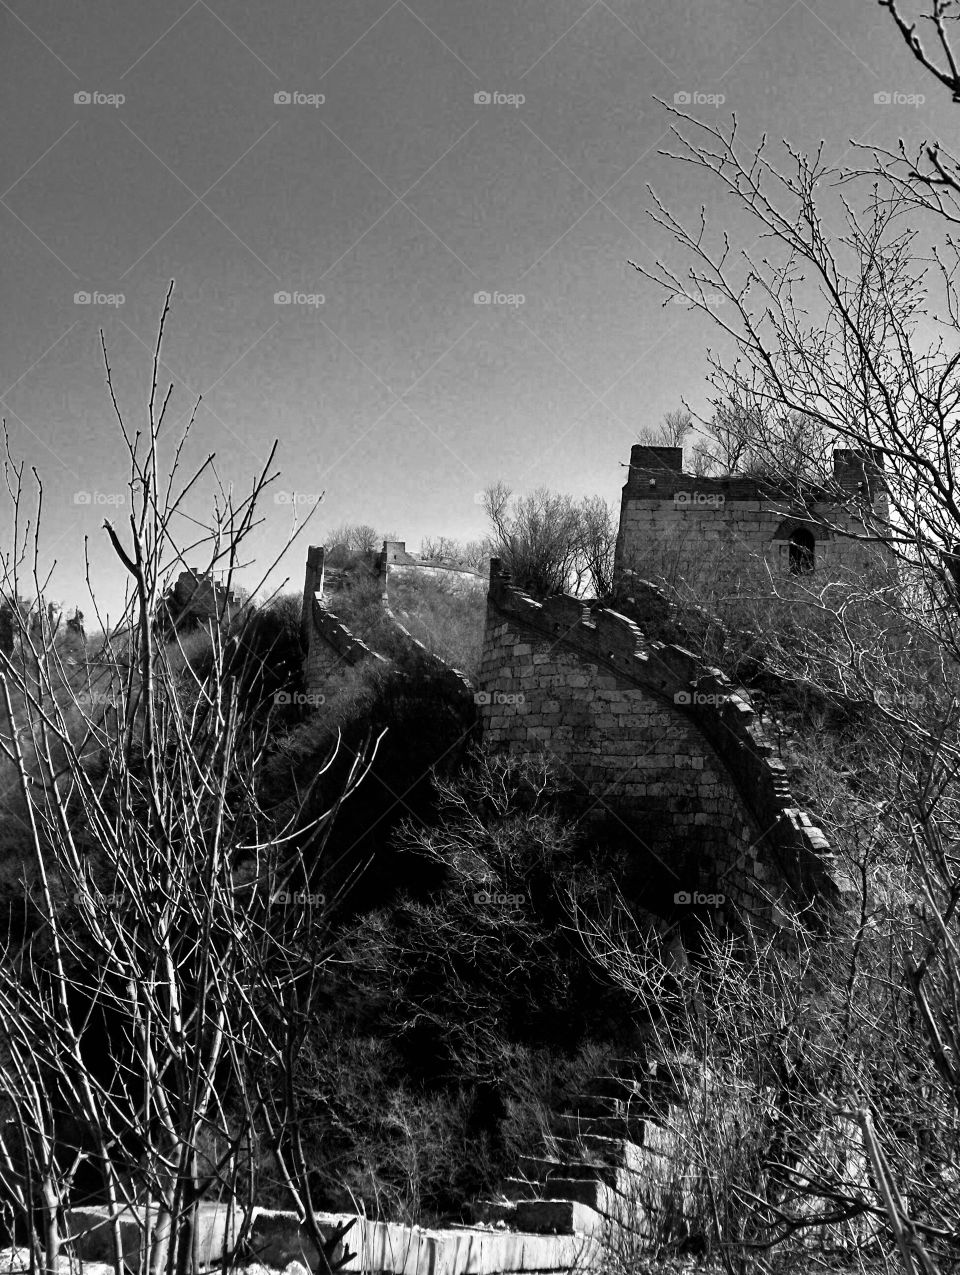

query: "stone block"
xmin=514 ymin=1198 xmax=605 ymax=1237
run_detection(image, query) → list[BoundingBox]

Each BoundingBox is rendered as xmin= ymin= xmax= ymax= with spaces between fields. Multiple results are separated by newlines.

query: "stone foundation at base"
xmin=66 ymin=1203 xmax=602 ymax=1274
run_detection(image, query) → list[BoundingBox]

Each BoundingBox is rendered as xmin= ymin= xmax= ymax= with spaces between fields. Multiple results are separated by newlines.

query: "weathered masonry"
xmin=478 ymin=559 xmax=850 ymax=933
xmin=299 ymin=533 xmax=849 ymax=934
xmin=300 ymin=545 xmax=390 ymax=693
xmin=300 ymin=544 xmax=474 ymax=702
xmin=377 ymin=540 xmax=484 ymax=593
xmin=614 ymin=444 xmax=890 ymax=590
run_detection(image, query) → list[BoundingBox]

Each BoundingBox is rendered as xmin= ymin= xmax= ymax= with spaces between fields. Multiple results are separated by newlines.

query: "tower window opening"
xmin=788 ymin=527 xmax=815 ymax=575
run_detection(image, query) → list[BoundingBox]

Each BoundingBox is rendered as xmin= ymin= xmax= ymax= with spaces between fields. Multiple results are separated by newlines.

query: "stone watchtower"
xmin=613 ymin=445 xmax=889 ymax=592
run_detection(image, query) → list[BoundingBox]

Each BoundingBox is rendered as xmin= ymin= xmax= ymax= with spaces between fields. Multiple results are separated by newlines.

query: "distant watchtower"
xmin=613 ymin=445 xmax=889 ymax=592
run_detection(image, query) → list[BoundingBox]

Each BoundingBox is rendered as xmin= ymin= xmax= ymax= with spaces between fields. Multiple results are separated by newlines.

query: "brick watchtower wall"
xmin=478 ymin=560 xmax=851 ymax=933
xmin=614 ymin=445 xmax=890 ymax=591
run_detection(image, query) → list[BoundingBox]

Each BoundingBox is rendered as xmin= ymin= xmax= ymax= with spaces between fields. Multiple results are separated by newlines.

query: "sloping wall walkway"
xmin=478 ymin=560 xmax=851 ymax=932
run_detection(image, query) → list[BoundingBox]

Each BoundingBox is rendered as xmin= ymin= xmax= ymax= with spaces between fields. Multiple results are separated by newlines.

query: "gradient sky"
xmin=0 ymin=0 xmax=947 ymax=622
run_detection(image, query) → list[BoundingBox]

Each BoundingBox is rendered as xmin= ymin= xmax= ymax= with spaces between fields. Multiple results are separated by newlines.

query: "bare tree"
xmin=0 ymin=286 xmax=369 ymax=1275
xmin=576 ymin=495 xmax=617 ymax=597
xmin=482 ymin=483 xmax=584 ymax=597
xmin=689 ymin=395 xmax=834 ymax=479
xmin=624 ymin=33 xmax=960 ymax=1265
xmin=638 ymin=407 xmax=694 ymax=449
xmin=482 ymin=484 xmax=617 ymax=599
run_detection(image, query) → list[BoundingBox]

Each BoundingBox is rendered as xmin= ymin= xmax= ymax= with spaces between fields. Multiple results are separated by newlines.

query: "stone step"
xmin=501 ymin=1174 xmax=615 ymax=1214
xmin=593 ymin=1074 xmax=646 ymax=1100
xmin=604 ymin=1059 xmax=656 ymax=1079
xmin=530 ymin=1177 xmax=615 ymax=1214
xmin=507 ymin=1166 xmax=664 ymax=1230
xmin=513 ymin=1198 xmax=607 ymax=1237
xmin=570 ymin=1093 xmax=652 ymax=1119
xmin=547 ymin=1180 xmax=657 ymax=1236
xmin=465 ymin=1200 xmax=518 ymax=1226
xmin=552 ymin=1112 xmax=653 ymax=1142
xmin=542 ymin=1177 xmax=656 ymax=1235
xmin=501 ymin=1177 xmax=543 ymax=1202
xmin=596 ymin=1070 xmax=686 ymax=1107
xmin=518 ymin=1155 xmax=636 ymax=1192
xmin=647 ymin=1055 xmax=699 ymax=1095
xmin=549 ymin=1132 xmax=674 ymax=1169
xmin=552 ymin=1121 xmax=674 ymax=1153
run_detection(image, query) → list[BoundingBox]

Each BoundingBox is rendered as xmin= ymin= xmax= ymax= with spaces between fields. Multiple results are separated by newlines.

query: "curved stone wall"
xmin=478 ymin=560 xmax=851 ymax=932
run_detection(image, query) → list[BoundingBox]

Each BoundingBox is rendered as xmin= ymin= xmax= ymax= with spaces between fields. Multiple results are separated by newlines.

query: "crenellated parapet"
xmin=482 ymin=559 xmax=852 ymax=932
xmin=302 ymin=546 xmax=388 ymax=694
xmin=301 ymin=545 xmax=474 ymax=702
xmin=374 ymin=541 xmax=486 ymax=597
xmin=614 ymin=445 xmax=892 ymax=592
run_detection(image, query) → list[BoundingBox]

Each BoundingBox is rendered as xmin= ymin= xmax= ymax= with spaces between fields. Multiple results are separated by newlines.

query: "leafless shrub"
xmin=482 ymin=483 xmax=616 ymax=598
xmin=0 ymin=285 xmax=370 ymax=1275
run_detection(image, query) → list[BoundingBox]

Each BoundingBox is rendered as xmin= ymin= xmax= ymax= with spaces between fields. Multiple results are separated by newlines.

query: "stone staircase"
xmin=67 ymin=1057 xmax=690 ymax=1274
xmin=469 ymin=1056 xmax=686 ymax=1244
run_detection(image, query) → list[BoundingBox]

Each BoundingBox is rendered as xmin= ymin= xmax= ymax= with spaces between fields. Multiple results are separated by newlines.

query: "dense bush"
xmin=280 ymin=749 xmax=648 ymax=1224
